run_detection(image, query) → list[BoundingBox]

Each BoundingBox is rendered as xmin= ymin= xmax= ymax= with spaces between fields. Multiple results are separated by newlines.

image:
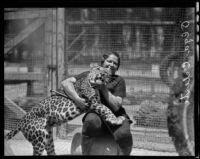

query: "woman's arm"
xmin=99 ymin=85 xmax=123 ymax=112
xmin=61 ymin=77 xmax=87 ymax=110
xmin=61 ymin=77 xmax=78 ymax=100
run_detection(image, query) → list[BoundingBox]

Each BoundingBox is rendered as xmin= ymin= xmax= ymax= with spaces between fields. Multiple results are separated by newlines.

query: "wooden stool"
xmin=71 ymin=132 xmax=120 ymax=155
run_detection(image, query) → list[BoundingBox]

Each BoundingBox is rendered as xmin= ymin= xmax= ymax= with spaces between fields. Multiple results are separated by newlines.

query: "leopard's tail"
xmin=5 ymin=125 xmax=21 ymax=141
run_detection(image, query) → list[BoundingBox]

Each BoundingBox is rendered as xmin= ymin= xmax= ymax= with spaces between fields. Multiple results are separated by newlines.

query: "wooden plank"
xmin=4 ymin=72 xmax=44 ymax=81
xmin=4 ymin=9 xmax=52 ymax=20
xmin=4 ymin=18 xmax=45 ymax=54
xmin=4 ymin=96 xmax=26 ymax=119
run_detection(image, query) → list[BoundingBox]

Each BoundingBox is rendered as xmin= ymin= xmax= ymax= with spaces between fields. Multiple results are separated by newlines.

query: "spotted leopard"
xmin=5 ymin=65 xmax=125 ymax=155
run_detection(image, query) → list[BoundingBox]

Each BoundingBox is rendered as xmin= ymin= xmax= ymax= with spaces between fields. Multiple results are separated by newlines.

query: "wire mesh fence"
xmin=4 ymin=14 xmax=47 ymax=130
xmin=62 ymin=8 xmax=194 ymax=152
xmin=4 ymin=7 xmax=195 ymax=153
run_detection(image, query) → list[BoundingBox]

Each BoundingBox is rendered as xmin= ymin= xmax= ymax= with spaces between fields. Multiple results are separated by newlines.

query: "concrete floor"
xmin=5 ymin=139 xmax=178 ymax=156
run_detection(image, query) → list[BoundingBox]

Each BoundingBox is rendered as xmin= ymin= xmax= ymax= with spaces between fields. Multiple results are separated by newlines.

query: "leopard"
xmin=5 ymin=65 xmax=125 ymax=156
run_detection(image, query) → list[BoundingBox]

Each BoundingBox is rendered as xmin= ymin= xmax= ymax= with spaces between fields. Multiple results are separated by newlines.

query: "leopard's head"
xmin=88 ymin=64 xmax=111 ymax=86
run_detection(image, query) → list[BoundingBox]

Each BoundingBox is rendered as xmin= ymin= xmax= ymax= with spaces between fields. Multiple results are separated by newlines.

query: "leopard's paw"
xmin=106 ymin=116 xmax=125 ymax=125
xmin=117 ymin=116 xmax=126 ymax=125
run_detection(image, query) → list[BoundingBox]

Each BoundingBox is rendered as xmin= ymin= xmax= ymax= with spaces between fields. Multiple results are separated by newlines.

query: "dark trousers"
xmin=81 ymin=112 xmax=133 ymax=155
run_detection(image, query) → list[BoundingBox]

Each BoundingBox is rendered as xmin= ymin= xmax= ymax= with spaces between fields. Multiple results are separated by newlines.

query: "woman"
xmin=61 ymin=52 xmax=133 ymax=155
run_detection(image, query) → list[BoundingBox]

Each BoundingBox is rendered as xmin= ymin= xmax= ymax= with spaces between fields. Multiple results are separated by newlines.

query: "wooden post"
xmin=64 ymin=15 xmax=69 ymax=79
xmin=56 ymin=8 xmax=65 ymax=140
xmin=56 ymin=8 xmax=65 ymax=89
xmin=81 ymin=9 xmax=88 ymax=56
xmin=27 ymin=37 xmax=34 ymax=97
xmin=52 ymin=9 xmax=57 ymax=91
xmin=44 ymin=11 xmax=53 ymax=97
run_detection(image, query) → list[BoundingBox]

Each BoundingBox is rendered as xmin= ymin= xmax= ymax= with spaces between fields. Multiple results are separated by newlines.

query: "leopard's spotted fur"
xmin=5 ymin=65 xmax=125 ymax=155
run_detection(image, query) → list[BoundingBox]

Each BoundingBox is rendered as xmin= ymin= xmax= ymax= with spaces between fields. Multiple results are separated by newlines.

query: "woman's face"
xmin=102 ymin=54 xmax=119 ymax=75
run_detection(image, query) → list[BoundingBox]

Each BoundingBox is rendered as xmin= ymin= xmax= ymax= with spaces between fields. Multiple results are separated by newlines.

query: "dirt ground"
xmin=5 ymin=139 xmax=178 ymax=156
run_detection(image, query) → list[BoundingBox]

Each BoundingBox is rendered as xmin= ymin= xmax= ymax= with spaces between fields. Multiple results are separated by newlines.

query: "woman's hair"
xmin=101 ymin=51 xmax=121 ymax=70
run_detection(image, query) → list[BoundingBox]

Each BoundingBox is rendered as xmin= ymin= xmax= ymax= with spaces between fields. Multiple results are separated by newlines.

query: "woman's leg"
xmin=82 ymin=112 xmax=105 ymax=136
xmin=112 ymin=119 xmax=133 ymax=155
xmin=81 ymin=112 xmax=133 ymax=155
xmin=81 ymin=112 xmax=108 ymax=155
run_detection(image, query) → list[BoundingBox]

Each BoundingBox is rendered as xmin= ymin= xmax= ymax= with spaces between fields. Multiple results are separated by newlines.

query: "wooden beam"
xmin=4 ymin=96 xmax=26 ymax=119
xmin=4 ymin=18 xmax=45 ymax=54
xmin=66 ymin=20 xmax=176 ymax=25
xmin=123 ymin=76 xmax=162 ymax=83
xmin=4 ymin=9 xmax=52 ymax=20
xmin=4 ymin=8 xmax=21 ymax=11
xmin=66 ymin=30 xmax=86 ymax=51
xmin=67 ymin=30 xmax=86 ymax=63
xmin=4 ymin=72 xmax=44 ymax=81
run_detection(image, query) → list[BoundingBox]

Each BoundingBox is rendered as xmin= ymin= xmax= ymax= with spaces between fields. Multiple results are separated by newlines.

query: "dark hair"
xmin=101 ymin=51 xmax=121 ymax=70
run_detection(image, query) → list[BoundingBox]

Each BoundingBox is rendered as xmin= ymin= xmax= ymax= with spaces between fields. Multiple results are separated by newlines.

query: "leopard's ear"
xmin=90 ymin=63 xmax=99 ymax=68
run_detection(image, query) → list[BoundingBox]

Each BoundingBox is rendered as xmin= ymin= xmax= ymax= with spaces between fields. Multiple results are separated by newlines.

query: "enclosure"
xmin=4 ymin=8 xmax=195 ymax=155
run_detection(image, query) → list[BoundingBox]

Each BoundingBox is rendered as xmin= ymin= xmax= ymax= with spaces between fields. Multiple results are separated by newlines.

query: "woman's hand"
xmin=74 ymin=96 xmax=88 ymax=110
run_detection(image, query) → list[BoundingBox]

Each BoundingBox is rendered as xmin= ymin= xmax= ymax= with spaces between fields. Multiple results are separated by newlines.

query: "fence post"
xmin=56 ymin=8 xmax=66 ymax=140
xmin=56 ymin=8 xmax=65 ymax=88
xmin=44 ymin=10 xmax=53 ymax=97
